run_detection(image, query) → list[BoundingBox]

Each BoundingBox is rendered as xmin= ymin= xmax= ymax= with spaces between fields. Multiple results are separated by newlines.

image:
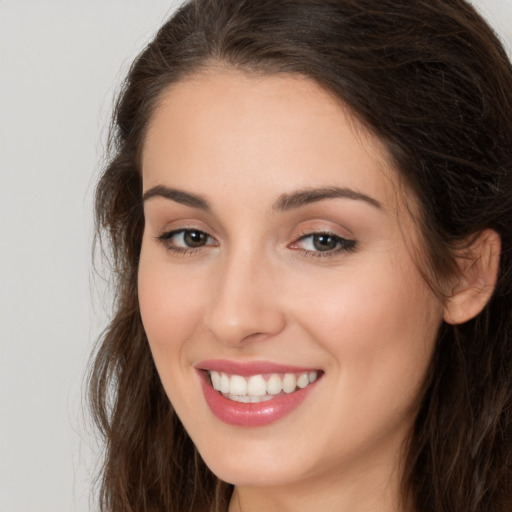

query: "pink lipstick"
xmin=196 ymin=360 xmax=322 ymax=427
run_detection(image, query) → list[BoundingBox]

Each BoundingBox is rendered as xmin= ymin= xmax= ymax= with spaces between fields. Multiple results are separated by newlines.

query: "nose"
xmin=203 ymin=249 xmax=286 ymax=346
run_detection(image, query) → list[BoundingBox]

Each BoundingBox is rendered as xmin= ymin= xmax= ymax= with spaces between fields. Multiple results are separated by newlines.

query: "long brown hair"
xmin=89 ymin=1 xmax=512 ymax=510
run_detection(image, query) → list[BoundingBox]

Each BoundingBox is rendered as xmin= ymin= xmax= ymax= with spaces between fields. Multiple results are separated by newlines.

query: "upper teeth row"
xmin=209 ymin=370 xmax=318 ymax=397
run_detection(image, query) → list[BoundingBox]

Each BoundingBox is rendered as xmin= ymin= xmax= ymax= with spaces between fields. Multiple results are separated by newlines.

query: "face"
xmin=138 ymin=70 xmax=445 ymax=494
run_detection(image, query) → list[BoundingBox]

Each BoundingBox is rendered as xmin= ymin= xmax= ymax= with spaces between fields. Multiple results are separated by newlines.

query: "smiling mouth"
xmin=208 ymin=370 xmax=320 ymax=403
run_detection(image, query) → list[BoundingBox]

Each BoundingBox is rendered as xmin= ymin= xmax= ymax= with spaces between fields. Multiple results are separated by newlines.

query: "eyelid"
xmin=156 ymin=227 xmax=218 ymax=255
xmin=289 ymin=229 xmax=357 ymax=258
xmin=153 ymin=223 xmax=356 ymax=259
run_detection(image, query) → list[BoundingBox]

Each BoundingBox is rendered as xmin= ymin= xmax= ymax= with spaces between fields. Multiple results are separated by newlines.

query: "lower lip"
xmin=199 ymin=372 xmax=319 ymax=427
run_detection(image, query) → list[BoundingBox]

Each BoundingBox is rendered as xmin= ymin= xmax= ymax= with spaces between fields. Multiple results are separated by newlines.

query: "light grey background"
xmin=0 ymin=1 xmax=510 ymax=511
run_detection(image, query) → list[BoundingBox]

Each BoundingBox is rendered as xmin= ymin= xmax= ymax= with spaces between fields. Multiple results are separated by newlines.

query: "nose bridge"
xmin=204 ymin=243 xmax=285 ymax=346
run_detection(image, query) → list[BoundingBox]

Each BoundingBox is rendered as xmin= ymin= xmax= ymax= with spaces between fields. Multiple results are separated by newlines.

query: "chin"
xmin=203 ymin=455 xmax=301 ymax=488
xmin=191 ymin=428 xmax=316 ymax=488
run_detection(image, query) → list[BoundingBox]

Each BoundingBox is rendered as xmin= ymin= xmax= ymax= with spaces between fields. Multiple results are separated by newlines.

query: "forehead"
xmin=141 ymin=70 xmax=402 ymax=212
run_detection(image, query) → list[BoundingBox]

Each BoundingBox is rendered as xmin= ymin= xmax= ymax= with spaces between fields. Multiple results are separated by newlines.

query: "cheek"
xmin=290 ymin=252 xmax=443 ymax=402
xmin=139 ymin=275 xmax=187 ymax=348
xmin=137 ymin=246 xmax=205 ymax=366
xmin=280 ymin=257 xmax=443 ymax=458
xmin=137 ymin=248 xmax=212 ymax=422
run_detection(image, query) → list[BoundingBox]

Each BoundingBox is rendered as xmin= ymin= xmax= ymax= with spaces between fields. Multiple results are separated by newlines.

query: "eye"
xmin=157 ymin=228 xmax=217 ymax=253
xmin=291 ymin=232 xmax=356 ymax=257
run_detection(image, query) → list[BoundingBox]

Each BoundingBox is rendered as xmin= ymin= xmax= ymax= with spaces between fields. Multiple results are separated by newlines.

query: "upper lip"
xmin=195 ymin=359 xmax=321 ymax=376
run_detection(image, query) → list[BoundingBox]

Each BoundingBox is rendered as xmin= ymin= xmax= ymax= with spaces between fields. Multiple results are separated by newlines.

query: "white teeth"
xmin=211 ymin=371 xmax=221 ymax=391
xmin=266 ymin=374 xmax=283 ymax=395
xmin=229 ymin=375 xmax=247 ymax=396
xmin=282 ymin=373 xmax=297 ymax=393
xmin=247 ymin=375 xmax=267 ymax=396
xmin=220 ymin=373 xmax=230 ymax=394
xmin=297 ymin=372 xmax=309 ymax=389
xmin=209 ymin=369 xmax=320 ymax=400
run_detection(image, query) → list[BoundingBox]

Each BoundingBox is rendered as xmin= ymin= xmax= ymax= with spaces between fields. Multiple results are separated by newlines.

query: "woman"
xmin=89 ymin=0 xmax=512 ymax=511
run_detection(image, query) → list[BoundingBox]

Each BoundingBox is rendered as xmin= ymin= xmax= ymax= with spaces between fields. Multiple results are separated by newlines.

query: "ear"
xmin=443 ymin=229 xmax=501 ymax=325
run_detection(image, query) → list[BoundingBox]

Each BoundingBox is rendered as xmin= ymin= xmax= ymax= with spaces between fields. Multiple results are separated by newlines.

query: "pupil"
xmin=313 ymin=234 xmax=337 ymax=251
xmin=184 ymin=231 xmax=206 ymax=247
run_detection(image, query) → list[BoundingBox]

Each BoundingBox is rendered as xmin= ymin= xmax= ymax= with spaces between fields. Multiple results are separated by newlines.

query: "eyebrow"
xmin=273 ymin=187 xmax=382 ymax=211
xmin=142 ymin=184 xmax=382 ymax=212
xmin=142 ymin=185 xmax=210 ymax=210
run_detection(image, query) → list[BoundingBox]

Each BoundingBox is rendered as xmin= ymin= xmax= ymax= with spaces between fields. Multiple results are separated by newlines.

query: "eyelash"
xmin=157 ymin=229 xmax=217 ymax=256
xmin=156 ymin=229 xmax=356 ymax=258
xmin=291 ymin=231 xmax=356 ymax=258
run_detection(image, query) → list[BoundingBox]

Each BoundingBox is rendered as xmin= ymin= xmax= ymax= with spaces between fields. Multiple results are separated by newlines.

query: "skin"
xmin=138 ymin=70 xmax=447 ymax=512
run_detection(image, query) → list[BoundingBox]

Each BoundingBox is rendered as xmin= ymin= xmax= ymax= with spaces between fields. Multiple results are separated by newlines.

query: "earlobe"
xmin=443 ymin=229 xmax=501 ymax=325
